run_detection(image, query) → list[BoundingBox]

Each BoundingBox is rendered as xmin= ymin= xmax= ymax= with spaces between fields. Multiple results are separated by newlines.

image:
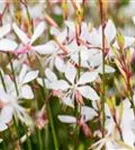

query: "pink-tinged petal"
xmin=45 ymin=68 xmax=57 ymax=82
xmin=65 ymin=65 xmax=77 ymax=84
xmin=13 ymin=23 xmax=30 ymax=44
xmin=58 ymin=115 xmax=76 ymax=124
xmin=0 ymin=24 xmax=11 ymax=39
xmin=55 ymin=57 xmax=66 ymax=72
xmin=77 ymin=86 xmax=99 ymax=101
xmin=105 ymin=20 xmax=116 ymax=43
xmin=0 ymin=106 xmax=13 ymax=123
xmin=0 ymin=39 xmax=18 ymax=51
xmin=80 ymin=22 xmax=89 ymax=40
xmin=78 ymin=72 xmax=98 ymax=85
xmin=21 ymin=70 xmax=39 ymax=85
xmin=0 ymin=88 xmax=10 ymax=103
xmin=20 ymin=85 xmax=34 ymax=99
xmin=33 ymin=42 xmax=57 ymax=55
xmin=30 ymin=21 xmax=46 ymax=44
xmin=81 ymin=106 xmax=97 ymax=122
xmin=49 ymin=80 xmax=70 ymax=90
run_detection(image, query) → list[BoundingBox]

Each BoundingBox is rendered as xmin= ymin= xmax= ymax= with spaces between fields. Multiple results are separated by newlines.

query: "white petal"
xmin=124 ymin=36 xmax=134 ymax=48
xmin=21 ymin=70 xmax=39 ymax=85
xmin=97 ymin=65 xmax=115 ymax=74
xmin=81 ymin=106 xmax=97 ymax=122
xmin=0 ymin=39 xmax=18 ymax=51
xmin=19 ymin=64 xmax=29 ymax=83
xmin=30 ymin=21 xmax=46 ymax=44
xmin=78 ymin=71 xmax=98 ymax=85
xmin=0 ymin=106 xmax=13 ymax=123
xmin=20 ymin=85 xmax=34 ymax=99
xmin=80 ymin=22 xmax=89 ymax=40
xmin=49 ymin=80 xmax=70 ymax=90
xmin=65 ymin=65 xmax=77 ymax=84
xmin=77 ymin=86 xmax=99 ymax=101
xmin=63 ymin=97 xmax=74 ymax=108
xmin=0 ymin=122 xmax=8 ymax=131
xmin=80 ymin=46 xmax=89 ymax=61
xmin=55 ymin=57 xmax=66 ymax=72
xmin=58 ymin=115 xmax=76 ymax=124
xmin=0 ymin=24 xmax=11 ymax=39
xmin=0 ymin=88 xmax=10 ymax=103
xmin=33 ymin=43 xmax=56 ymax=55
xmin=13 ymin=23 xmax=30 ymax=44
xmin=105 ymin=20 xmax=116 ymax=43
xmin=45 ymin=68 xmax=57 ymax=82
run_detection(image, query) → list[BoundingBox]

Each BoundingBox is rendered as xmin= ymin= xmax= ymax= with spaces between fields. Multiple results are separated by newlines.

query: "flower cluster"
xmin=0 ymin=1 xmax=135 ymax=150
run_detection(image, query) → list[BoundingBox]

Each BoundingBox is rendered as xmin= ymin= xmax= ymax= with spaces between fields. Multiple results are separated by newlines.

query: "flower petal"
xmin=45 ymin=68 xmax=57 ymax=82
xmin=105 ymin=20 xmax=116 ymax=43
xmin=50 ymin=80 xmax=70 ymax=90
xmin=77 ymin=86 xmax=99 ymax=101
xmin=78 ymin=71 xmax=98 ymax=85
xmin=58 ymin=115 xmax=76 ymax=124
xmin=0 ymin=39 xmax=18 ymax=51
xmin=97 ymin=65 xmax=115 ymax=74
xmin=33 ymin=43 xmax=56 ymax=55
xmin=65 ymin=65 xmax=76 ymax=84
xmin=81 ymin=106 xmax=97 ymax=122
xmin=21 ymin=70 xmax=39 ymax=85
xmin=0 ymin=24 xmax=11 ymax=39
xmin=55 ymin=56 xmax=66 ymax=72
xmin=20 ymin=85 xmax=34 ymax=99
xmin=13 ymin=23 xmax=30 ymax=44
xmin=30 ymin=21 xmax=46 ymax=44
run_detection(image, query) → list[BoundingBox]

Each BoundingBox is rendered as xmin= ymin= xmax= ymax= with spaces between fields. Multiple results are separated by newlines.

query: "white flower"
xmin=87 ymin=20 xmax=116 ymax=47
xmin=37 ymin=68 xmax=58 ymax=89
xmin=13 ymin=21 xmax=47 ymax=54
xmin=37 ymin=41 xmax=66 ymax=72
xmin=66 ymin=40 xmax=90 ymax=67
xmin=48 ymin=65 xmax=99 ymax=107
xmin=0 ymin=88 xmax=31 ymax=131
xmin=2 ymin=64 xmax=38 ymax=99
xmin=0 ymin=24 xmax=18 ymax=52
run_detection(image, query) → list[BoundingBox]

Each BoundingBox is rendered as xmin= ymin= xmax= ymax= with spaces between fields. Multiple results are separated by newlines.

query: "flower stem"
xmin=99 ymin=0 xmax=107 ymax=137
xmin=36 ymin=56 xmax=59 ymax=150
xmin=7 ymin=53 xmax=19 ymax=95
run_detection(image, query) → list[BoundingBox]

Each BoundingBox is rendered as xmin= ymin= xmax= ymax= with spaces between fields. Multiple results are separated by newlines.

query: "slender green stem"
xmin=7 ymin=53 xmax=19 ymax=95
xmin=33 ymin=87 xmax=43 ymax=150
xmin=23 ymin=123 xmax=32 ymax=150
xmin=36 ymin=56 xmax=59 ymax=150
xmin=74 ymin=50 xmax=81 ymax=149
xmin=13 ymin=116 xmax=24 ymax=150
xmin=44 ymin=125 xmax=49 ymax=150
xmin=36 ymin=128 xmax=43 ymax=150
xmin=99 ymin=0 xmax=106 ymax=137
xmin=0 ymin=69 xmax=7 ymax=92
xmin=46 ymin=101 xmax=59 ymax=150
xmin=8 ymin=53 xmax=33 ymax=150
